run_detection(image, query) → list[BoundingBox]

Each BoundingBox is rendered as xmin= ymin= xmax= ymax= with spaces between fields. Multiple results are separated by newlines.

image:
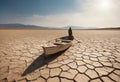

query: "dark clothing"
xmin=68 ymin=27 xmax=72 ymax=36
xmin=68 ymin=27 xmax=74 ymax=40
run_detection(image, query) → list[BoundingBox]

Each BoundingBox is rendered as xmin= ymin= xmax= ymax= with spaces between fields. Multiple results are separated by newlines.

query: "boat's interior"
xmin=61 ymin=39 xmax=71 ymax=43
xmin=54 ymin=42 xmax=68 ymax=45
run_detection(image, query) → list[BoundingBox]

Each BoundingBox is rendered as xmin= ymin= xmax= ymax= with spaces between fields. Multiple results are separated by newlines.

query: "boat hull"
xmin=43 ymin=41 xmax=72 ymax=57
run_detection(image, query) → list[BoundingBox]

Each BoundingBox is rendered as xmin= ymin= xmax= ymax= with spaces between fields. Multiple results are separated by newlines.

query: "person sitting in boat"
xmin=68 ymin=27 xmax=74 ymax=40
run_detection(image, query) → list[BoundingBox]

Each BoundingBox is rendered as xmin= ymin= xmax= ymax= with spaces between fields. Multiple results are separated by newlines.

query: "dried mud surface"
xmin=0 ymin=29 xmax=120 ymax=82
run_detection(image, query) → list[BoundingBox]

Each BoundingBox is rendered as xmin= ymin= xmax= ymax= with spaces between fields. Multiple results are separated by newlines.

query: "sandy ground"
xmin=0 ymin=29 xmax=120 ymax=82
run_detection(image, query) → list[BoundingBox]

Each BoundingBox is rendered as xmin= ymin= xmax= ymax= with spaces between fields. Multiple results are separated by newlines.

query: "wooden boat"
xmin=42 ymin=36 xmax=73 ymax=57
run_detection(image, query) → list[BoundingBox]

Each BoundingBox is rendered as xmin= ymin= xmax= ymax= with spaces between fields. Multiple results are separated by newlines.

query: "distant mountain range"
xmin=0 ymin=23 xmax=48 ymax=29
xmin=0 ymin=23 xmax=120 ymax=30
xmin=0 ymin=24 xmax=90 ymax=29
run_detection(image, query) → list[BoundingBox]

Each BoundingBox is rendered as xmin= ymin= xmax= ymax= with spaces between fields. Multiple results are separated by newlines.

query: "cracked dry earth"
xmin=0 ymin=30 xmax=120 ymax=82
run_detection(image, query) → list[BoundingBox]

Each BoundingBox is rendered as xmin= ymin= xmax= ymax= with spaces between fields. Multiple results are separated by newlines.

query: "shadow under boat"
xmin=22 ymin=48 xmax=68 ymax=76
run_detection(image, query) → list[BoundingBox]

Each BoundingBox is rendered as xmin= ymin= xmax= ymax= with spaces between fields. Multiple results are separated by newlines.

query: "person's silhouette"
xmin=68 ymin=27 xmax=74 ymax=40
xmin=68 ymin=27 xmax=72 ymax=36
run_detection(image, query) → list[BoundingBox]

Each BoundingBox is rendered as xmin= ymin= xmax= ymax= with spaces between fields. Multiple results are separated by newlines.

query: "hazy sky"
xmin=0 ymin=0 xmax=120 ymax=27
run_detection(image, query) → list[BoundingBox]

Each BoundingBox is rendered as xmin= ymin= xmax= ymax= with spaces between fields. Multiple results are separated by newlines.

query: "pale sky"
xmin=0 ymin=0 xmax=120 ymax=28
